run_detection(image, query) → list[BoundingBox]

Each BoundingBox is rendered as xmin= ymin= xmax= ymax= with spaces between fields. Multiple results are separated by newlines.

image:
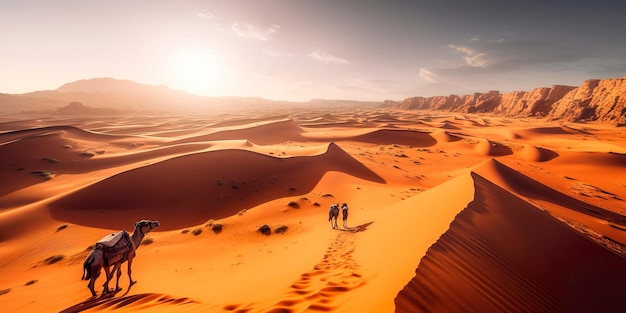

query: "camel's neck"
xmin=130 ymin=227 xmax=145 ymax=248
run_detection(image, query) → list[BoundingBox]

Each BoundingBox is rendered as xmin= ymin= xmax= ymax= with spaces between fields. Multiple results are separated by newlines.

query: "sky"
xmin=1 ymin=0 xmax=625 ymax=101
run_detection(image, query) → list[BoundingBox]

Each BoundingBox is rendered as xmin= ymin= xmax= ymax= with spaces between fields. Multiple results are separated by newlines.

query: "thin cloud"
xmin=308 ymin=51 xmax=350 ymax=64
xmin=419 ymin=68 xmax=439 ymax=82
xmin=263 ymin=49 xmax=292 ymax=57
xmin=448 ymin=44 xmax=489 ymax=67
xmin=424 ymin=36 xmax=587 ymax=81
xmin=414 ymin=36 xmax=598 ymax=96
xmin=196 ymin=10 xmax=216 ymax=20
xmin=232 ymin=21 xmax=279 ymax=41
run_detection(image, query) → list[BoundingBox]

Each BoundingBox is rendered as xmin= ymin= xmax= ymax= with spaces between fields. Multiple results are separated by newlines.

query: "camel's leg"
xmin=85 ymin=250 xmax=102 ymax=297
xmin=114 ymin=263 xmax=123 ymax=291
xmin=104 ymin=263 xmax=122 ymax=294
xmin=127 ymin=255 xmax=137 ymax=286
xmin=102 ymin=265 xmax=113 ymax=294
xmin=87 ymin=267 xmax=99 ymax=297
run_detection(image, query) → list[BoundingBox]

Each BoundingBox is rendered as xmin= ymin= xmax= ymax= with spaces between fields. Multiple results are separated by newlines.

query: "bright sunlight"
xmin=171 ymin=49 xmax=224 ymax=95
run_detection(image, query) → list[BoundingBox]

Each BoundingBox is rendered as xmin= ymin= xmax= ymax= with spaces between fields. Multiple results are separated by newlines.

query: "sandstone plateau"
xmin=392 ymin=76 xmax=626 ymax=125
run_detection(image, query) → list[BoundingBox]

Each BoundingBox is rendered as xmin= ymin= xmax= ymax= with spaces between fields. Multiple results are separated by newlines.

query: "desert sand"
xmin=1 ymin=108 xmax=625 ymax=312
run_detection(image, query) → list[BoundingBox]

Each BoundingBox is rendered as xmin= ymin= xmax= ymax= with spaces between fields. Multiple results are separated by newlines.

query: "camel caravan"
xmin=82 ymin=219 xmax=160 ymax=297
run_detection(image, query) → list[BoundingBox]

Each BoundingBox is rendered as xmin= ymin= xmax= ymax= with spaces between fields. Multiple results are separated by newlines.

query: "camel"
xmin=82 ymin=219 xmax=160 ymax=297
xmin=328 ymin=204 xmax=339 ymax=229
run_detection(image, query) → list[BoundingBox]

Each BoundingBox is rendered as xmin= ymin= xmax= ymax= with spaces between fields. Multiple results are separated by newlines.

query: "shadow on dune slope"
xmin=49 ymin=143 xmax=384 ymax=229
xmin=395 ymin=171 xmax=626 ymax=312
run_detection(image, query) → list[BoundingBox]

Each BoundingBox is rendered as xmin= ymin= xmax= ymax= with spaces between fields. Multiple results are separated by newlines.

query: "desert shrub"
xmin=80 ymin=151 xmax=95 ymax=157
xmin=181 ymin=229 xmax=190 ymax=234
xmin=31 ymin=170 xmax=54 ymax=180
xmin=230 ymin=180 xmax=239 ymax=189
xmin=24 ymin=280 xmax=38 ymax=286
xmin=56 ymin=224 xmax=68 ymax=232
xmin=211 ymin=224 xmax=223 ymax=234
xmin=313 ymin=202 xmax=320 ymax=207
xmin=322 ymin=193 xmax=333 ymax=198
xmin=258 ymin=225 xmax=271 ymax=236
xmin=45 ymin=255 xmax=64 ymax=265
xmin=205 ymin=219 xmax=215 ymax=227
xmin=274 ymin=225 xmax=288 ymax=234
xmin=287 ymin=201 xmax=299 ymax=208
xmin=192 ymin=229 xmax=202 ymax=236
xmin=42 ymin=157 xmax=59 ymax=163
xmin=0 ymin=288 xmax=10 ymax=296
xmin=141 ymin=237 xmax=154 ymax=245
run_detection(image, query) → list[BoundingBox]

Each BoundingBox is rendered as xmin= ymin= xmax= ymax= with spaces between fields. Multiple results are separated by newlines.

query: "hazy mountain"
xmin=1 ymin=78 xmax=297 ymax=114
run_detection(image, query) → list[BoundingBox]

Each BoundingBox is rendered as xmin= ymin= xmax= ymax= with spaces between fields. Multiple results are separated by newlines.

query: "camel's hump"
xmin=97 ymin=230 xmax=127 ymax=247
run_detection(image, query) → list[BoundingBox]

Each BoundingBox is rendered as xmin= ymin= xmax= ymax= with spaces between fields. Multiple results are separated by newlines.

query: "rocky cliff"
xmin=393 ymin=76 xmax=626 ymax=124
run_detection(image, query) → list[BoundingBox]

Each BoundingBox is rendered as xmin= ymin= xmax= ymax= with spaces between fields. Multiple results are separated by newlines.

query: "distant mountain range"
xmin=388 ymin=76 xmax=626 ymax=125
xmin=0 ymin=78 xmax=304 ymax=115
xmin=1 ymin=76 xmax=624 ymax=124
xmin=0 ymin=77 xmax=382 ymax=115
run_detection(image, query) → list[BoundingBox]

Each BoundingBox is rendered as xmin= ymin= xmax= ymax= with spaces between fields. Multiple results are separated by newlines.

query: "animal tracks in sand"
xmin=59 ymin=292 xmax=197 ymax=313
xmin=224 ymin=231 xmax=366 ymax=312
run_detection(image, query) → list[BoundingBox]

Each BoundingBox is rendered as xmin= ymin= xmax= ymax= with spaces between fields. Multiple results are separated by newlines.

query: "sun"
xmin=171 ymin=49 xmax=224 ymax=95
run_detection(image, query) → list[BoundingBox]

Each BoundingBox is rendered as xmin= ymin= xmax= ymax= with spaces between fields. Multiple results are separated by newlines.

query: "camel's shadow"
xmin=59 ymin=284 xmax=134 ymax=313
xmin=339 ymin=221 xmax=374 ymax=233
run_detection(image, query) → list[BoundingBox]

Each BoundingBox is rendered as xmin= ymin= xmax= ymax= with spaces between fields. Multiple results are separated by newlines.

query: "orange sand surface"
xmin=1 ymin=109 xmax=625 ymax=312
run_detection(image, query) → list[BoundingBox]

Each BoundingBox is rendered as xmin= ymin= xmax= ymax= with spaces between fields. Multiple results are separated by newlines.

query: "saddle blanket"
xmin=97 ymin=230 xmax=127 ymax=248
xmin=96 ymin=230 xmax=132 ymax=266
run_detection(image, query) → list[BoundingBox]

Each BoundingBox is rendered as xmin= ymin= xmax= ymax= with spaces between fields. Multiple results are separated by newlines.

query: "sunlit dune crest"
xmin=1 ymin=105 xmax=625 ymax=312
xmin=396 ymin=170 xmax=626 ymax=312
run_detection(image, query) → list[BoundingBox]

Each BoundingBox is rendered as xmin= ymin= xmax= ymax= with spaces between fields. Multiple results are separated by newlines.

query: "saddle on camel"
xmin=96 ymin=230 xmax=133 ymax=266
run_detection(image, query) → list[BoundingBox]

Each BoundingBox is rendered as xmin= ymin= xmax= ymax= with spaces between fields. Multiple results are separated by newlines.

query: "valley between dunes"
xmin=1 ymin=108 xmax=625 ymax=312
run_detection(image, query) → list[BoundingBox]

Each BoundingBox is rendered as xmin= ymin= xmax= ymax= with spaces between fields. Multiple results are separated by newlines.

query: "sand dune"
xmin=516 ymin=144 xmax=559 ymax=162
xmin=173 ymin=118 xmax=306 ymax=145
xmin=50 ymin=142 xmax=384 ymax=229
xmin=474 ymin=139 xmax=514 ymax=156
xmin=396 ymin=171 xmax=626 ymax=312
xmin=1 ymin=109 xmax=625 ymax=312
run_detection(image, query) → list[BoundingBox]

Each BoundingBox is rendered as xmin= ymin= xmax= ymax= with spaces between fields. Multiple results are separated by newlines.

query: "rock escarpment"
xmin=393 ymin=76 xmax=626 ymax=124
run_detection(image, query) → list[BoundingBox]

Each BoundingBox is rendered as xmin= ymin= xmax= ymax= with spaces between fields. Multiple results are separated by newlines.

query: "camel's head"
xmin=135 ymin=219 xmax=160 ymax=235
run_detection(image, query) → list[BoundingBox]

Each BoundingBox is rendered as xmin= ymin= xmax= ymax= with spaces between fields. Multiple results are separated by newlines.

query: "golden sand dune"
xmin=396 ymin=170 xmax=626 ymax=312
xmin=172 ymin=118 xmax=306 ymax=145
xmin=1 ymin=109 xmax=625 ymax=312
xmin=50 ymin=142 xmax=384 ymax=229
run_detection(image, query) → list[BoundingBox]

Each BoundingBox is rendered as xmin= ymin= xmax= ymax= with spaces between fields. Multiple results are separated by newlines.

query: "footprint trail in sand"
xmin=225 ymin=231 xmax=365 ymax=312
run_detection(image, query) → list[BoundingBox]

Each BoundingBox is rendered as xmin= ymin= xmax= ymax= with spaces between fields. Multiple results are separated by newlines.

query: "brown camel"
xmin=82 ymin=219 xmax=160 ymax=297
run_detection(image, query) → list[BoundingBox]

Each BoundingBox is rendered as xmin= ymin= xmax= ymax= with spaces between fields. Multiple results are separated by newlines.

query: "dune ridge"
xmin=50 ymin=142 xmax=384 ymax=229
xmin=395 ymin=171 xmax=626 ymax=312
